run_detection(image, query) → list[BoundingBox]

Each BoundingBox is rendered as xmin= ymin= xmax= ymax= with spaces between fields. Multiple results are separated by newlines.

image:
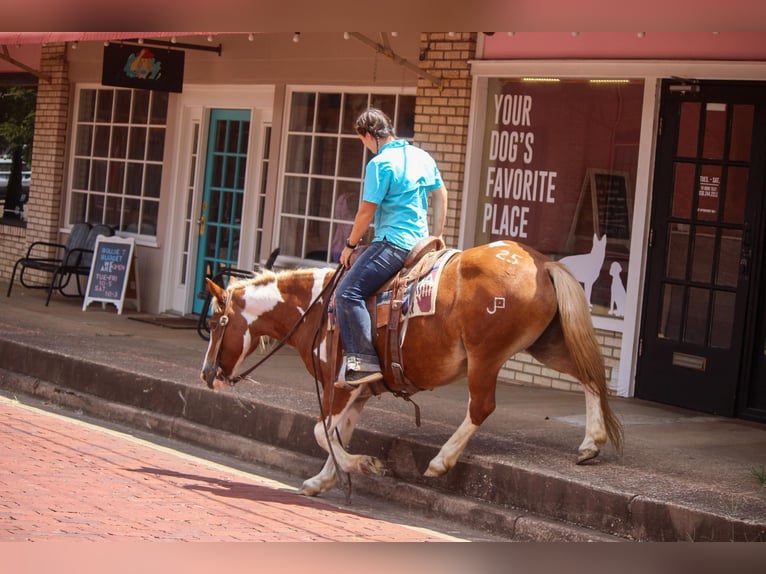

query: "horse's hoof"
xmin=576 ymin=448 xmax=600 ymax=464
xmin=359 ymin=456 xmax=386 ymax=476
xmin=298 ymin=481 xmax=321 ymax=496
xmin=424 ymin=460 xmax=447 ymax=477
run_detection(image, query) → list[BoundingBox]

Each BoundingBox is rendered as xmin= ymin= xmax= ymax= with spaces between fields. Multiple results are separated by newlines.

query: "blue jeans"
xmin=335 ymin=240 xmax=408 ymax=373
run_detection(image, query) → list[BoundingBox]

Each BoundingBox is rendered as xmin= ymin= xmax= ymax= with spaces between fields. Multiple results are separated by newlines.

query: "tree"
xmin=0 ymin=87 xmax=36 ymax=219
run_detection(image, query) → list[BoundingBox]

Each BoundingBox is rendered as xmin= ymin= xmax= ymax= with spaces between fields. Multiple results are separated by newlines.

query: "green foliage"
xmin=0 ymin=86 xmax=36 ymax=164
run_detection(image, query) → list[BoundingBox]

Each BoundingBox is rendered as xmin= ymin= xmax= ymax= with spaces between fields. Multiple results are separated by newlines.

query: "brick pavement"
xmin=0 ymin=396 xmax=462 ymax=542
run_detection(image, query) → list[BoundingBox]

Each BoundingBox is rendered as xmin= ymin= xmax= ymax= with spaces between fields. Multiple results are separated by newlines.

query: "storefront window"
xmin=279 ymin=90 xmax=415 ymax=263
xmin=69 ymin=87 xmax=168 ymax=236
xmin=474 ymin=78 xmax=644 ymax=317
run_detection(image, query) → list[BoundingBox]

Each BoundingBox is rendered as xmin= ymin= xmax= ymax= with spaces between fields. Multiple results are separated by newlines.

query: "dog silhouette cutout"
xmin=608 ymin=261 xmax=626 ymax=317
xmin=559 ymin=233 xmax=607 ymax=309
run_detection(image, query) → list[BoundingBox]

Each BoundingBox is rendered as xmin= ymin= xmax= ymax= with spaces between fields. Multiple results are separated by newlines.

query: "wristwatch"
xmin=345 ymin=238 xmax=357 ymax=249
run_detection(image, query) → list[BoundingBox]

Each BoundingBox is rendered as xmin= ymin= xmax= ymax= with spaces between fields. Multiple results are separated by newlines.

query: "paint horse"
xmin=200 ymin=240 xmax=623 ymax=497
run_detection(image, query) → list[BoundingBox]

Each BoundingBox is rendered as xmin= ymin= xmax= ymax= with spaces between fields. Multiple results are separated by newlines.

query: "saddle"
xmin=331 ymin=236 xmax=454 ymax=396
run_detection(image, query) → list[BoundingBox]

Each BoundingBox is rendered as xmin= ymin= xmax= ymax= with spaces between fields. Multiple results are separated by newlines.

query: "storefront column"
xmin=0 ymin=43 xmax=69 ymax=284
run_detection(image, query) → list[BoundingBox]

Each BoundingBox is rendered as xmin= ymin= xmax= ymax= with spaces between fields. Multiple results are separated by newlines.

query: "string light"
xmin=343 ymin=32 xmax=350 ymax=40
xmin=292 ymin=32 xmax=300 ymax=43
xmin=248 ymin=33 xmax=254 ymax=41
xmin=71 ymin=42 xmax=78 ymax=50
xmin=207 ymin=35 xmax=213 ymax=42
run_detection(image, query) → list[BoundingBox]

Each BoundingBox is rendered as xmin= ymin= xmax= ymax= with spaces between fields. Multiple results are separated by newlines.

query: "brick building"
xmin=1 ymin=31 xmax=765 ymax=422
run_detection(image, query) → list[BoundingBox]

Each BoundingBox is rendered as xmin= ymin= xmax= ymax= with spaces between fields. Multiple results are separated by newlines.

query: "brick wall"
xmin=1 ymin=43 xmax=69 ymax=286
xmin=413 ymin=32 xmax=475 ymax=249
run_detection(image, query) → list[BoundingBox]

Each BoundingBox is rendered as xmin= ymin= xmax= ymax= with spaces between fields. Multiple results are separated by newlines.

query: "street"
xmin=0 ymin=393 xmax=486 ymax=542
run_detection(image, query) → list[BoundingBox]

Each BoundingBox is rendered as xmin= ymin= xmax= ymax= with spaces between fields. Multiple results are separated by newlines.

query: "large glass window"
xmin=474 ymin=78 xmax=644 ymax=317
xmin=279 ymin=90 xmax=416 ymax=263
xmin=69 ymin=87 xmax=169 ymax=236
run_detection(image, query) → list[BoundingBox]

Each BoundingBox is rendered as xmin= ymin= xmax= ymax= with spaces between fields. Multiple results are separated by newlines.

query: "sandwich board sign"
xmin=83 ymin=235 xmax=138 ymax=315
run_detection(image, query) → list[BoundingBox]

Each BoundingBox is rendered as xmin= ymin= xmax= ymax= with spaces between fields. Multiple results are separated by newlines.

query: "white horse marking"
xmin=494 ymin=249 xmax=522 ymax=265
xmin=241 ymin=278 xmax=284 ymax=324
xmin=487 ymin=297 xmax=506 ymax=315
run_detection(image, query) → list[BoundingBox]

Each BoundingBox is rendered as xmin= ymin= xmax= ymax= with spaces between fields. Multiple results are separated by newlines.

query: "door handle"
xmin=197 ymin=215 xmax=206 ymax=236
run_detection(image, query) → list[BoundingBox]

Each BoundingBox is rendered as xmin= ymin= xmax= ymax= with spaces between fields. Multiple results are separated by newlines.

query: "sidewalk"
xmin=1 ymin=282 xmax=765 ymax=541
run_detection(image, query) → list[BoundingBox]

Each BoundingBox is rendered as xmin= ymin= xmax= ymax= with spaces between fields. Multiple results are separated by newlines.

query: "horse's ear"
xmin=205 ymin=277 xmax=226 ymax=303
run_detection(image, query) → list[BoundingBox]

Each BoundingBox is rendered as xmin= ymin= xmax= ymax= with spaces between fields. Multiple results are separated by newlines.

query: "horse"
xmin=200 ymin=240 xmax=623 ymax=497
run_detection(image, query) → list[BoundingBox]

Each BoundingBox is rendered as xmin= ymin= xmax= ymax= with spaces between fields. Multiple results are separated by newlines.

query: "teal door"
xmin=193 ymin=109 xmax=250 ymax=314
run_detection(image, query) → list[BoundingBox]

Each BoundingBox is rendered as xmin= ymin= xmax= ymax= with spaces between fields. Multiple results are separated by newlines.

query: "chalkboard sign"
xmin=83 ymin=235 xmax=136 ymax=315
xmin=590 ymin=169 xmax=632 ymax=242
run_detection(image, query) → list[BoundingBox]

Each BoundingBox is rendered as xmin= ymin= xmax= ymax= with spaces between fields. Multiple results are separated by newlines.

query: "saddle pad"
xmin=377 ymin=249 xmax=459 ymax=319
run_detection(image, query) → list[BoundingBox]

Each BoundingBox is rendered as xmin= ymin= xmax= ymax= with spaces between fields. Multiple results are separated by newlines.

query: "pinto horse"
xmin=200 ymin=240 xmax=623 ymax=497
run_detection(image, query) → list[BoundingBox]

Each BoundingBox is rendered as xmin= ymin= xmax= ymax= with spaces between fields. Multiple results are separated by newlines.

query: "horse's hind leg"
xmin=425 ymin=364 xmax=498 ymax=477
xmin=527 ymin=323 xmax=607 ymax=463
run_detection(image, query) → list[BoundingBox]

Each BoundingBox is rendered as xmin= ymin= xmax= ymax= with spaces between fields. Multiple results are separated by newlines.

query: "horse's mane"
xmin=227 ymin=267 xmax=333 ymax=292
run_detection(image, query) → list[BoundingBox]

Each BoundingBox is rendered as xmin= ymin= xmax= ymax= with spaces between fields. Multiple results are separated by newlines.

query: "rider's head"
xmin=355 ymin=108 xmax=396 ymax=140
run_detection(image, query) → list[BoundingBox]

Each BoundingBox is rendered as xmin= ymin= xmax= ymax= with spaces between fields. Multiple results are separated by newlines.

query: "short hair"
xmin=355 ymin=108 xmax=395 ymax=139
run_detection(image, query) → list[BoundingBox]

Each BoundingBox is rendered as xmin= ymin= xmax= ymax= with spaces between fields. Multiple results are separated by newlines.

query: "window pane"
xmin=107 ymin=161 xmax=125 ymax=194
xmin=105 ymin=195 xmax=122 ymax=228
xmin=279 ymin=217 xmax=305 ymax=257
xmin=126 ymin=163 xmax=143 ymax=195
xmin=729 ymin=104 xmax=754 ymax=162
xmin=150 ymin=91 xmax=169 ymax=125
xmin=78 ymin=90 xmax=96 ymax=122
xmin=93 ymin=125 xmax=110 ymax=157
xmin=311 ymin=136 xmax=337 ymax=175
xmin=141 ymin=200 xmax=159 ymax=235
xmin=282 ymin=176 xmax=308 ymax=215
xmin=131 ymin=90 xmax=150 ymax=124
xmin=684 ymin=287 xmax=710 ymax=345
xmin=717 ymin=230 xmax=741 ymax=287
xmin=690 ymin=226 xmax=715 ymax=283
xmin=96 ymin=90 xmax=113 ymax=123
xmin=110 ymin=126 xmax=128 ymax=158
xmin=723 ymin=166 xmax=748 ymax=224
xmin=123 ymin=198 xmax=140 ymax=232
xmin=672 ymin=162 xmax=695 ymax=219
xmin=696 ymin=165 xmax=721 ymax=221
xmin=128 ymin=127 xmax=147 ymax=160
xmin=147 ymin=127 xmax=165 ymax=161
xmin=702 ymin=103 xmax=726 ymax=160
xmin=676 ymin=102 xmax=700 ymax=157
xmin=72 ymin=159 xmax=90 ymax=189
xmin=305 ymin=220 xmax=330 ymax=260
xmin=310 ymin=178 xmax=334 ymax=218
xmin=70 ymin=192 xmax=87 ymax=223
xmin=144 ymin=164 xmax=162 ymax=198
xmin=316 ymin=93 xmax=341 ymax=133
xmin=285 ymin=134 xmax=312 ymax=172
xmin=335 ymin=181 xmax=360 ymax=216
xmin=396 ymin=96 xmax=416 ymax=139
xmin=666 ymin=224 xmax=689 ymax=280
xmin=91 ymin=160 xmax=107 ymax=192
xmin=75 ymin=125 xmax=93 ymax=156
xmin=659 ymin=283 xmax=683 ymax=341
xmin=88 ymin=192 xmax=105 ymax=222
xmin=290 ymin=92 xmax=315 ymax=132
xmin=114 ymin=90 xmax=132 ymax=123
xmin=710 ymin=291 xmax=735 ymax=349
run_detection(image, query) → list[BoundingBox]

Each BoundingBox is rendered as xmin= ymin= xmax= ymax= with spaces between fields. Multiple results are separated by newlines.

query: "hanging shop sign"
xmin=102 ymin=43 xmax=184 ymax=93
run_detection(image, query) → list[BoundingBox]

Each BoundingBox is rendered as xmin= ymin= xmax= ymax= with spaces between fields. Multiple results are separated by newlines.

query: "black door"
xmin=636 ymin=80 xmax=766 ymax=420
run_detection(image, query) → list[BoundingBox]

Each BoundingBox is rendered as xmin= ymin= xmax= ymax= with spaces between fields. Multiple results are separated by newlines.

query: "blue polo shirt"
xmin=363 ymin=139 xmax=443 ymax=251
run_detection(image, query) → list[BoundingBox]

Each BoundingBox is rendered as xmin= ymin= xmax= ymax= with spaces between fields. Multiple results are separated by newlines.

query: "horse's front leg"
xmin=299 ymin=390 xmax=384 ymax=496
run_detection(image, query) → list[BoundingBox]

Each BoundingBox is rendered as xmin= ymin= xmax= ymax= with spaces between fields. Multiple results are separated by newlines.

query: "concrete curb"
xmin=2 ymin=331 xmax=765 ymax=541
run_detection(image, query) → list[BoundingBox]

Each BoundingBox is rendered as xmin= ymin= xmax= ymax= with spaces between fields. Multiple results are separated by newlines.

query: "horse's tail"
xmin=545 ymin=261 xmax=624 ymax=453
